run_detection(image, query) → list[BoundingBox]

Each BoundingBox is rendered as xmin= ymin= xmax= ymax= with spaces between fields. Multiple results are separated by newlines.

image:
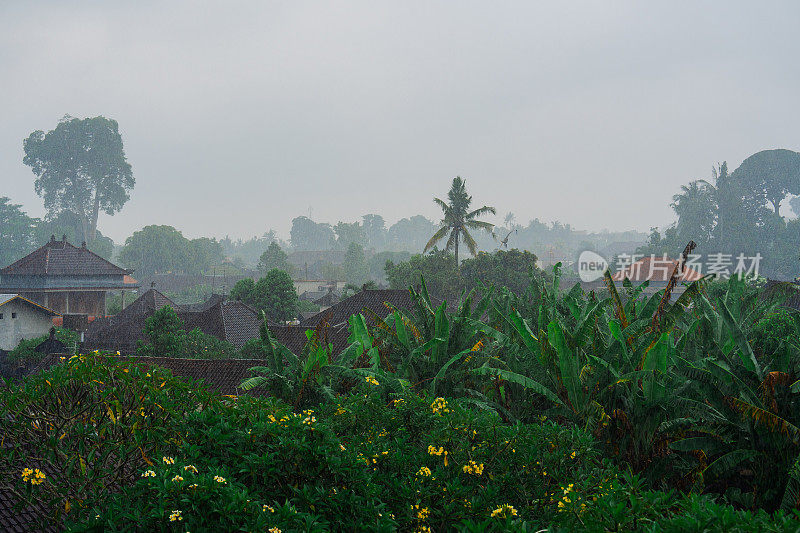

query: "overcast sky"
xmin=2 ymin=2 xmax=799 ymax=243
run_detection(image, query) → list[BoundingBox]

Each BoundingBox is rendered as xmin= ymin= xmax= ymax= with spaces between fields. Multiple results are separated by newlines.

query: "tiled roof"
xmin=0 ymin=237 xmax=131 ymax=277
xmin=0 ymin=489 xmax=55 ymax=533
xmin=116 ymin=289 xmax=178 ymax=321
xmin=299 ymin=289 xmax=426 ymax=328
xmin=129 ymin=357 xmax=268 ymax=396
xmin=30 ymin=354 xmax=268 ymax=397
xmin=84 ymin=293 xmax=262 ymax=353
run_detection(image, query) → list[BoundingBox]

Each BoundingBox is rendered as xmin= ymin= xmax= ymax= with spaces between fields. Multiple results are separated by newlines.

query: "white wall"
xmin=0 ymin=299 xmax=55 ymax=351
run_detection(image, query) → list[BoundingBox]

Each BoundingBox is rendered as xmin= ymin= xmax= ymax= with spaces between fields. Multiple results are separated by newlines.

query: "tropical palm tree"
xmin=424 ymin=177 xmax=496 ymax=270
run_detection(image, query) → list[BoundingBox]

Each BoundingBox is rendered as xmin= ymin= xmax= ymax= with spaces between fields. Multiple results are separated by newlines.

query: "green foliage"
xmin=290 ymin=216 xmax=335 ymax=251
xmin=231 ymin=270 xmax=299 ymax=323
xmin=425 ymin=176 xmax=496 ymax=269
xmin=119 ymin=225 xmax=223 ymax=276
xmin=386 ymin=248 xmax=546 ymax=302
xmin=0 ymin=354 xmax=213 ymax=530
xmin=386 ymin=249 xmax=460 ymax=301
xmin=183 ymin=328 xmax=238 ymax=359
xmin=257 ymin=241 xmax=293 ymax=276
xmin=138 ymin=306 xmax=186 ymax=357
xmin=343 ymin=242 xmax=369 ymax=285
xmin=0 ymin=196 xmax=39 ymax=266
xmin=7 ymin=328 xmax=78 ymax=362
xmin=22 ymin=115 xmax=133 ymax=243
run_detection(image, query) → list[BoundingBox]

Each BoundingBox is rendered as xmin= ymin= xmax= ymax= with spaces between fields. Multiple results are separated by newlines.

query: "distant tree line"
xmin=638 ymin=149 xmax=800 ymax=279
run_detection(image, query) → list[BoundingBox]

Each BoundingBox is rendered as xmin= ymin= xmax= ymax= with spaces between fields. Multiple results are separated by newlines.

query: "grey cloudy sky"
xmin=2 ymin=1 xmax=799 ymax=243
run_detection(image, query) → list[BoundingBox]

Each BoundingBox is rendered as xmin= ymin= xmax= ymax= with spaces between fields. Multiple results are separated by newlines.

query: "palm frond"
xmin=462 ymin=228 xmax=478 ymax=256
xmin=467 ymin=205 xmax=496 ymax=218
xmin=424 ymin=225 xmax=450 ymax=253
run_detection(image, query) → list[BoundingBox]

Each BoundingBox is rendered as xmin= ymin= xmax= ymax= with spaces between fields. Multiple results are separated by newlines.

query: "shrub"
xmin=0 ymin=354 xmax=214 ymax=529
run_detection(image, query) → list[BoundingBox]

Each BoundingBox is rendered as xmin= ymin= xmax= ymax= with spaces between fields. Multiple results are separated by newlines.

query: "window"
xmin=11 ymin=312 xmax=17 ymax=318
xmin=0 ymin=313 xmax=3 ymax=319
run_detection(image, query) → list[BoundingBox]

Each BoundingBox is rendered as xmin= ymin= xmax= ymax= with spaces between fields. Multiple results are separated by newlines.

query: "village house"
xmin=0 ymin=294 xmax=60 ymax=351
xmin=0 ymin=235 xmax=139 ymax=317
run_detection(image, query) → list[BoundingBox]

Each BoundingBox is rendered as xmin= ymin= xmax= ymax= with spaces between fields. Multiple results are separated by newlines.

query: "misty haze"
xmin=3 ymin=3 xmax=800 ymax=532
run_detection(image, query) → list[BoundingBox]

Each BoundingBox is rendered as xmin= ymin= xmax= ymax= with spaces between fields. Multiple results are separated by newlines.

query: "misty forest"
xmin=4 ymin=4 xmax=800 ymax=533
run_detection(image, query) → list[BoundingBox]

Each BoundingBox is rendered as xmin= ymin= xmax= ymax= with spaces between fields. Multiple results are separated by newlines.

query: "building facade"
xmin=0 ymin=236 xmax=139 ymax=317
xmin=0 ymin=294 xmax=60 ymax=351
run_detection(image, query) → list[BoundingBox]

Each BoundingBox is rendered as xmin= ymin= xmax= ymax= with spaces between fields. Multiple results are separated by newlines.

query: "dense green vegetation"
xmin=137 ymin=306 xmax=238 ymax=359
xmin=229 ymin=269 xmax=300 ymax=322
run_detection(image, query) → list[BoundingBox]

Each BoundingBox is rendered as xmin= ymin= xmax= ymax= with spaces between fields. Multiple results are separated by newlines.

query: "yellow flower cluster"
xmin=184 ymin=464 xmax=198 ymax=473
xmin=162 ymin=456 xmax=175 ymax=465
xmin=141 ymin=470 xmax=156 ymax=478
xmin=416 ymin=466 xmax=432 ymax=477
xmin=171 ymin=475 xmax=184 ymax=483
xmin=430 ymin=397 xmax=450 ymax=414
xmin=427 ymin=445 xmax=449 ymax=466
xmin=335 ymin=406 xmax=347 ymax=415
xmin=490 ymin=503 xmax=518 ymax=518
xmin=263 ymin=504 xmax=275 ymax=512
xmin=268 ymin=528 xmax=282 ymax=533
xmin=365 ymin=376 xmax=380 ymax=386
xmin=557 ymin=483 xmax=575 ymax=511
xmin=462 ymin=460 xmax=484 ymax=476
xmin=21 ymin=468 xmax=46 ymax=485
xmin=169 ymin=510 xmax=182 ymax=522
xmin=213 ymin=475 xmax=227 ymax=484
xmin=393 ymin=397 xmax=405 ymax=406
xmin=416 ymin=506 xmax=430 ymax=520
xmin=415 ymin=526 xmax=432 ymax=533
xmin=188 ymin=483 xmax=198 ymax=489
xmin=470 ymin=339 xmax=484 ymax=352
xmin=302 ymin=409 xmax=317 ymax=426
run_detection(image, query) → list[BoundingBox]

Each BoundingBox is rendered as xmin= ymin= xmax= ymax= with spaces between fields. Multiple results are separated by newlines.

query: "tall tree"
xmin=333 ymin=221 xmax=367 ymax=250
xmin=733 ymin=149 xmax=800 ymax=215
xmin=362 ymin=214 xmax=387 ymax=250
xmin=289 ymin=216 xmax=335 ymax=250
xmin=670 ymin=180 xmax=716 ymax=246
xmin=258 ymin=241 xmax=293 ymax=276
xmin=23 ymin=116 xmax=134 ymax=243
xmin=343 ymin=242 xmax=369 ymax=285
xmin=424 ymin=177 xmax=496 ymax=270
xmin=0 ymin=197 xmax=37 ymax=267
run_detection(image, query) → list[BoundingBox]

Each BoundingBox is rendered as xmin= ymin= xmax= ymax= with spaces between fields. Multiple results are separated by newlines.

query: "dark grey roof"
xmin=299 ymin=289 xmax=424 ymax=328
xmin=0 ymin=237 xmax=131 ymax=277
xmin=84 ymin=292 xmax=262 ymax=352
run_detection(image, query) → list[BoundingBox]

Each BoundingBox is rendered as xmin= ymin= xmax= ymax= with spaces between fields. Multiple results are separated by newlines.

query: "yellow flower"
xmin=21 ymin=468 xmax=46 ymax=485
xmin=263 ymin=504 xmax=275 ymax=512
xmin=490 ymin=503 xmax=518 ymax=518
xmin=462 ymin=460 xmax=484 ymax=476
xmin=268 ymin=528 xmax=282 ymax=533
xmin=184 ymin=465 xmax=198 ymax=473
xmin=416 ymin=506 xmax=430 ymax=520
xmin=141 ymin=469 xmax=156 ymax=478
xmin=213 ymin=475 xmax=227 ymax=484
xmin=416 ymin=466 xmax=432 ymax=477
xmin=162 ymin=456 xmax=175 ymax=465
xmin=171 ymin=475 xmax=184 ymax=483
xmin=188 ymin=483 xmax=198 ymax=489
xmin=168 ymin=510 xmax=182 ymax=522
xmin=339 ymin=444 xmax=346 ymax=451
xmin=416 ymin=527 xmax=432 ymax=533
xmin=365 ymin=376 xmax=380 ymax=386
xmin=430 ymin=397 xmax=450 ymax=414
xmin=335 ymin=407 xmax=347 ymax=415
